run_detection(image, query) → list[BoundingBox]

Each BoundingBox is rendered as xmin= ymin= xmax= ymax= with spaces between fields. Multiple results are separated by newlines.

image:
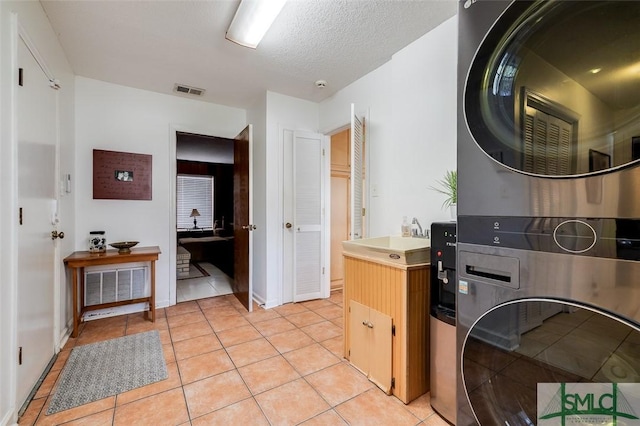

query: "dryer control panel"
xmin=459 ymin=216 xmax=640 ymax=261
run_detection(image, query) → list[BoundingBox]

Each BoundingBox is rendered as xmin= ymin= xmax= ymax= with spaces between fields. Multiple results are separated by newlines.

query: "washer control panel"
xmin=459 ymin=216 xmax=640 ymax=261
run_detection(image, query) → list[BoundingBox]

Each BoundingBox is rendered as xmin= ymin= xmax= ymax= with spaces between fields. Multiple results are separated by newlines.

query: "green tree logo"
xmin=539 ymin=383 xmax=639 ymax=425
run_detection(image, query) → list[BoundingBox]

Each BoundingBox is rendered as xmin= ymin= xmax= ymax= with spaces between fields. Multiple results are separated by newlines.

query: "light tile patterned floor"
xmin=19 ymin=291 xmax=449 ymax=425
xmin=176 ymin=263 xmax=234 ymax=303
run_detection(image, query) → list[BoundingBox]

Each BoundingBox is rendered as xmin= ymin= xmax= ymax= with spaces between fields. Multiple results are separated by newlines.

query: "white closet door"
xmin=350 ymin=104 xmax=364 ymax=239
xmin=16 ymin=36 xmax=58 ymax=409
xmin=293 ymin=131 xmax=325 ymax=302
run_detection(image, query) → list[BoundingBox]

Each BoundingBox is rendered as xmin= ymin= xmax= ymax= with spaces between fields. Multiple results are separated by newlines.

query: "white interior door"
xmin=16 ymin=36 xmax=58 ymax=408
xmin=292 ymin=131 xmax=328 ymax=302
xmin=350 ymin=104 xmax=364 ymax=239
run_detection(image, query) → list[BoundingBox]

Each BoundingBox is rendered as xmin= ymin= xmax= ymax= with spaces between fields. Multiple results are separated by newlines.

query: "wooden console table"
xmin=63 ymin=246 xmax=161 ymax=338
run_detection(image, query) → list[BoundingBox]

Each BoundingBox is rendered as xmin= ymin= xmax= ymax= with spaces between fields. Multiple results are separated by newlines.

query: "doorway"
xmin=169 ymin=125 xmax=253 ymax=311
xmin=329 ymin=107 xmax=366 ymax=291
xmin=174 ymin=132 xmax=234 ymax=303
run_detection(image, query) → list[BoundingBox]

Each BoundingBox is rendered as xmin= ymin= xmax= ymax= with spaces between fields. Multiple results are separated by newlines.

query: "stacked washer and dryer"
xmin=456 ymin=1 xmax=640 ymax=425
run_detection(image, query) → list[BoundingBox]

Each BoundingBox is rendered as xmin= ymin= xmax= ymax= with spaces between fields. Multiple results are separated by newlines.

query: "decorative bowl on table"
xmin=109 ymin=241 xmax=139 ymax=254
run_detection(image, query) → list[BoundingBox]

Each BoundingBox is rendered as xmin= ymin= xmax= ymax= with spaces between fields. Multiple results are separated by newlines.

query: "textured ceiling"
xmin=40 ymin=0 xmax=457 ymax=109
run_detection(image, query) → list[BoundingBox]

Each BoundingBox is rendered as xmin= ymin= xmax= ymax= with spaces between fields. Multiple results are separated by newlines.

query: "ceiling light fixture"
xmin=226 ymin=0 xmax=287 ymax=49
xmin=589 ymin=68 xmax=602 ymax=74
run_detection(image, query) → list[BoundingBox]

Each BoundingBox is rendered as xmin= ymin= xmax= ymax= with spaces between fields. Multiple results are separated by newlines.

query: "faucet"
xmin=411 ymin=218 xmax=422 ymax=237
xmin=411 ymin=218 xmax=429 ymax=238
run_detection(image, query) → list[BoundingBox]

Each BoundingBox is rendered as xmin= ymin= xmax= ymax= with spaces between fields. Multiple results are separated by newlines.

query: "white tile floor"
xmin=176 ymin=263 xmax=233 ymax=303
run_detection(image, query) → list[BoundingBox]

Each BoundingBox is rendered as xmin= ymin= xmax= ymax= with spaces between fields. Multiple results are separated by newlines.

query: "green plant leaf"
xmin=429 ymin=170 xmax=457 ymax=208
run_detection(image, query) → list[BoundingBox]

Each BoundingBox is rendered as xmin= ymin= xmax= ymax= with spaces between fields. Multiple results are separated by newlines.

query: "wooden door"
xmin=16 ymin=36 xmax=58 ymax=408
xmin=233 ymin=125 xmax=253 ymax=312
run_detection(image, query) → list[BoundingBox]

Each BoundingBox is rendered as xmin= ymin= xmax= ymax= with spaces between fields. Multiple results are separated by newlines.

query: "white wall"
xmin=0 ymin=1 xmax=75 ymax=423
xmin=388 ymin=16 xmax=458 ymax=235
xmin=74 ymin=77 xmax=246 ymax=309
xmin=320 ymin=16 xmax=458 ymax=238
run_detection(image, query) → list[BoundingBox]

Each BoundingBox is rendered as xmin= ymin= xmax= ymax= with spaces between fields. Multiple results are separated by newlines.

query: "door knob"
xmin=242 ymin=224 xmax=257 ymax=231
xmin=285 ymin=222 xmax=292 ymax=229
xmin=51 ymin=230 xmax=65 ymax=240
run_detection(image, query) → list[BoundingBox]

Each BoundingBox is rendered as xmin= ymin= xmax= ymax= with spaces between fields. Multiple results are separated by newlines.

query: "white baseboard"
xmin=1 ymin=408 xmax=17 ymax=426
xmin=253 ymin=293 xmax=281 ymax=310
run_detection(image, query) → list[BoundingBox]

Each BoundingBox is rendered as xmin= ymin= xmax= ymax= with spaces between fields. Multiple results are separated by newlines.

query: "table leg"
xmin=72 ymin=267 xmax=79 ymax=338
xmin=150 ymin=259 xmax=156 ymax=322
xmin=80 ymin=268 xmax=85 ymax=330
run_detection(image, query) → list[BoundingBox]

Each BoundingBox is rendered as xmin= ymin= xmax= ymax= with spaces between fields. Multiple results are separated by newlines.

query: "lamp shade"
xmin=190 ymin=209 xmax=201 ymax=217
xmin=226 ymin=0 xmax=287 ymax=48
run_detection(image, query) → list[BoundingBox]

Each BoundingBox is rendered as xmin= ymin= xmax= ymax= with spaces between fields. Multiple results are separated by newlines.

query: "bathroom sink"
xmin=342 ymin=236 xmax=430 ymax=265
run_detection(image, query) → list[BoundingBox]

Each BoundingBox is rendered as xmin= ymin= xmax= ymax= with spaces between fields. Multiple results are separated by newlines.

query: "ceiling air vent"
xmin=173 ymin=83 xmax=205 ymax=96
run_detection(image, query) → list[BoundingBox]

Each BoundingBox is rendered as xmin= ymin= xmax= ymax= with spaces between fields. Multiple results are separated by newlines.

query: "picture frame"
xmin=93 ymin=149 xmax=152 ymax=200
xmin=588 ymin=149 xmax=610 ymax=173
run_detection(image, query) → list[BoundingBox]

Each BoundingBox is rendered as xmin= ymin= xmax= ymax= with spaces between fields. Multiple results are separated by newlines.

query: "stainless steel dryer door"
xmin=460 ymin=299 xmax=640 ymax=425
xmin=465 ymin=1 xmax=640 ymax=177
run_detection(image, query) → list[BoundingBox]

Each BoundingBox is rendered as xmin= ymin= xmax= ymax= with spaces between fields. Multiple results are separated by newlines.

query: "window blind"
xmin=177 ymin=175 xmax=214 ymax=230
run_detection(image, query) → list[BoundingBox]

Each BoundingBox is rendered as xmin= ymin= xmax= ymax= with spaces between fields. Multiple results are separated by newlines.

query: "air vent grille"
xmin=174 ymin=83 xmax=205 ymax=96
xmin=84 ymin=267 xmax=147 ymax=306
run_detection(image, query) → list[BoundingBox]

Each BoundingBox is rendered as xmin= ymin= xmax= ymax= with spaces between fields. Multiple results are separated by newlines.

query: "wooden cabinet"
xmin=331 ymin=129 xmax=350 ymax=170
xmin=349 ymin=300 xmax=392 ymax=394
xmin=331 ymin=174 xmax=349 ymax=289
xmin=343 ymin=253 xmax=430 ymax=404
xmin=331 ymin=129 xmax=351 ymax=290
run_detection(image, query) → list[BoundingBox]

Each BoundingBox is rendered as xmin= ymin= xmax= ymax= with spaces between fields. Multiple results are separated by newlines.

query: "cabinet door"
xmin=349 ymin=300 xmax=369 ymax=376
xmin=369 ymin=308 xmax=392 ymax=395
xmin=348 ymin=300 xmax=392 ymax=394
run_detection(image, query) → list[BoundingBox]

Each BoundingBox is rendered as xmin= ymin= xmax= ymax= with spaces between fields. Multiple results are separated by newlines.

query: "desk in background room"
xmin=178 ymin=234 xmax=234 ymax=277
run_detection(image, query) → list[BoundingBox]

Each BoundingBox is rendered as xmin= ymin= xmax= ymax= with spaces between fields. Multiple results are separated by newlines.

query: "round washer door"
xmin=461 ymin=299 xmax=640 ymax=425
xmin=465 ymin=1 xmax=640 ymax=177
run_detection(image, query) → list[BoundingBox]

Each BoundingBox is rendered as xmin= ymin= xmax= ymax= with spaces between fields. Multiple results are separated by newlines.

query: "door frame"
xmin=169 ymin=124 xmax=253 ymax=307
xmin=4 ymin=14 xmax=21 ymax=421
xmin=321 ymin=107 xmax=371 ymax=239
xmin=317 ymin=110 xmax=371 ymax=293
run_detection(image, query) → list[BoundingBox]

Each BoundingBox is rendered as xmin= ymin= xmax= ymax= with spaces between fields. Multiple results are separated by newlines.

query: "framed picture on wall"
xmin=588 ymin=149 xmax=610 ymax=173
xmin=93 ymin=149 xmax=152 ymax=200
